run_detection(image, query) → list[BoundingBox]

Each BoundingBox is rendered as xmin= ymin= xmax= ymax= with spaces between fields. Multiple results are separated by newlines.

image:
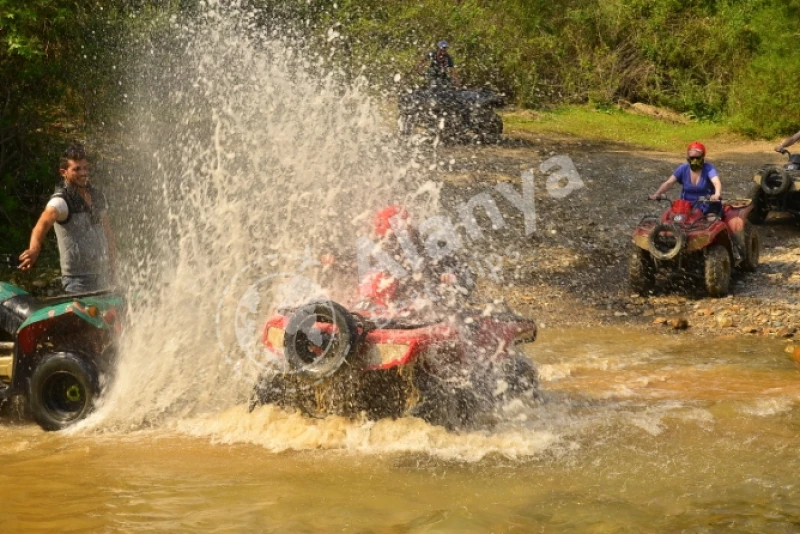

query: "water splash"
xmin=88 ymin=8 xmax=430 ymax=429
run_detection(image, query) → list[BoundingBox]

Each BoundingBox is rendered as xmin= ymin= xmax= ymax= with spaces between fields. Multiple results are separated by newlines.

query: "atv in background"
xmin=749 ymin=149 xmax=800 ymax=224
xmin=0 ymin=255 xmax=123 ymax=430
xmin=398 ymin=85 xmax=505 ymax=144
xmin=250 ymin=274 xmax=538 ymax=430
xmin=629 ymin=197 xmax=759 ymax=297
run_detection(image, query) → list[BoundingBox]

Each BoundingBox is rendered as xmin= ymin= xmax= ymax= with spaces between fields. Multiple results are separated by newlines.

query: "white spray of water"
xmin=87 ymin=10 xmax=432 ymax=430
xmin=77 ymin=9 xmax=572 ymax=462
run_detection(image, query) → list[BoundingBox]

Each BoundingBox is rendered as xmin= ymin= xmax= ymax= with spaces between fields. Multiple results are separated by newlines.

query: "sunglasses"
xmin=687 ymin=157 xmax=704 ymax=164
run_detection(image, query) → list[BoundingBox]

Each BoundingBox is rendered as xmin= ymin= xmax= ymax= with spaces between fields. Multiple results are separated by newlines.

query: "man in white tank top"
xmin=18 ymin=145 xmax=117 ymax=293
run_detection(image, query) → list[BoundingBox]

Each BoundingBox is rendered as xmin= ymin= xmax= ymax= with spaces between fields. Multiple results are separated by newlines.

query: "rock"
xmin=668 ymin=317 xmax=689 ymax=330
xmin=776 ymin=327 xmax=796 ymax=338
xmin=653 ymin=317 xmax=668 ymax=325
xmin=696 ymin=308 xmax=714 ymax=316
xmin=716 ymin=316 xmax=734 ymax=328
xmin=32 ymin=280 xmax=47 ymax=288
xmin=741 ymin=326 xmax=758 ymax=334
xmin=643 ymin=310 xmax=655 ymax=317
xmin=785 ymin=344 xmax=795 ymax=354
xmin=794 ymin=346 xmax=800 ymax=364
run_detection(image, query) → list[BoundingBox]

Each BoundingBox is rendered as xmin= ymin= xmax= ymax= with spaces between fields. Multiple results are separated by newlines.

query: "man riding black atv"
xmin=417 ymin=41 xmax=461 ymax=87
xmin=400 ymin=40 xmax=504 ymax=144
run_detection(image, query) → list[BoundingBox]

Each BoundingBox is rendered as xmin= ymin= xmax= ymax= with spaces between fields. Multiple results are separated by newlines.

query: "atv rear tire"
xmin=748 ymin=184 xmax=770 ymax=224
xmin=629 ymin=248 xmax=656 ymax=294
xmin=704 ymin=244 xmax=731 ymax=298
xmin=29 ymin=353 xmax=99 ymax=431
xmin=740 ymin=223 xmax=760 ymax=273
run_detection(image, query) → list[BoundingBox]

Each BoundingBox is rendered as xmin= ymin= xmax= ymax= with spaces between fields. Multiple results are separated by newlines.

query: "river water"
xmin=2 ymin=328 xmax=798 ymax=532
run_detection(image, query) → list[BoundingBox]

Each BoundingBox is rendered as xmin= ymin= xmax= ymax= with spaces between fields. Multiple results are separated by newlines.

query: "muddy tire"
xmin=761 ymin=168 xmax=791 ymax=196
xmin=412 ymin=368 xmax=477 ymax=430
xmin=283 ymin=300 xmax=358 ymax=381
xmin=498 ymin=356 xmax=539 ymax=401
xmin=629 ymin=248 xmax=656 ymax=294
xmin=748 ymin=184 xmax=770 ymax=224
xmin=648 ymin=223 xmax=685 ymax=261
xmin=740 ymin=223 xmax=760 ymax=273
xmin=472 ymin=109 xmax=503 ymax=144
xmin=29 ymin=353 xmax=98 ymax=431
xmin=704 ymin=244 xmax=731 ymax=298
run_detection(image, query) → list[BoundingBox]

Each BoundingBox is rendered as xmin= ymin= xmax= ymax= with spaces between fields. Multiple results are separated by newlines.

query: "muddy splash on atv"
xmin=84 ymin=8 xmax=538 ymax=431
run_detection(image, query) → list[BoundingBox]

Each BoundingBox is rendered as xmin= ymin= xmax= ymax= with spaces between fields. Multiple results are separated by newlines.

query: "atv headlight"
xmin=266 ymin=327 xmax=285 ymax=349
xmin=366 ymin=344 xmax=410 ymax=367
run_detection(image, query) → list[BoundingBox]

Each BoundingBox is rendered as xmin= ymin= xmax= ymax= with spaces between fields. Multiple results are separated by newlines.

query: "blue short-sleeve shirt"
xmin=673 ymin=162 xmax=718 ymax=202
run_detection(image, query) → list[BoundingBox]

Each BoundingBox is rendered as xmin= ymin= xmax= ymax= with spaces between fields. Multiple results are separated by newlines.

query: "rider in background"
xmin=417 ymin=41 xmax=460 ymax=87
xmin=367 ymin=205 xmax=473 ymax=306
xmin=649 ymin=141 xmax=746 ymax=260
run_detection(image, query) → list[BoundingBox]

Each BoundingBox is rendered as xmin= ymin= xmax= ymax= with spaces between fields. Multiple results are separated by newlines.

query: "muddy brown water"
xmin=1 ymin=327 xmax=797 ymax=533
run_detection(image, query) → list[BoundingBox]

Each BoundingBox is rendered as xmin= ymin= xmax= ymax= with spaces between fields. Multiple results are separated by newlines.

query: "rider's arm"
xmin=449 ymin=67 xmax=461 ymax=86
xmin=18 ymin=206 xmax=60 ymax=270
xmin=650 ymin=175 xmax=678 ymax=200
xmin=710 ymin=176 xmax=722 ymax=201
xmin=776 ymin=130 xmax=800 ymax=152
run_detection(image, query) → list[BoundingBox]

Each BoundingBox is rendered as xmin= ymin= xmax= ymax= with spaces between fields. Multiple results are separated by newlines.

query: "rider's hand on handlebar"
xmin=710 ymin=193 xmax=721 ymax=201
xmin=775 ymin=145 xmax=788 ymax=154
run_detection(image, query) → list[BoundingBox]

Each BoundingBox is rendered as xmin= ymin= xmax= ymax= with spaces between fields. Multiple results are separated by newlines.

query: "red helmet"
xmin=373 ymin=205 xmax=409 ymax=237
xmin=687 ymin=141 xmax=706 ymax=156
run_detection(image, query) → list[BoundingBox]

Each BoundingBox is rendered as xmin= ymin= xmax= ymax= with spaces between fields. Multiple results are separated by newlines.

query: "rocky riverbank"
xmin=433 ymin=132 xmax=800 ymax=345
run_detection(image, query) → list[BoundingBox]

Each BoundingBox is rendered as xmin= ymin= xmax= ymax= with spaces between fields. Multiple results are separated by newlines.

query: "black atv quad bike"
xmin=398 ymin=85 xmax=505 ymax=144
xmin=748 ymin=149 xmax=800 ymax=224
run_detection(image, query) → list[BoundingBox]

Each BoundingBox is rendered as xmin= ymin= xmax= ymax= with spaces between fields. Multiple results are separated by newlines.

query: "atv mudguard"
xmin=0 ymin=282 xmax=27 ymax=303
xmin=18 ymin=295 xmax=123 ymax=333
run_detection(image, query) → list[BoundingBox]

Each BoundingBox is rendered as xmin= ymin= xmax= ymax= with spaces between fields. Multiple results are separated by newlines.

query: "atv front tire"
xmin=629 ymin=248 xmax=656 ymax=294
xmin=704 ymin=244 xmax=731 ymax=298
xmin=472 ymin=109 xmax=503 ymax=144
xmin=412 ymin=367 xmax=477 ymax=430
xmin=29 ymin=353 xmax=99 ymax=431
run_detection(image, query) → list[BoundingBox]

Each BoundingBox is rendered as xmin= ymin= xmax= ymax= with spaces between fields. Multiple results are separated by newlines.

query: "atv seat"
xmin=0 ymin=295 xmax=45 ymax=334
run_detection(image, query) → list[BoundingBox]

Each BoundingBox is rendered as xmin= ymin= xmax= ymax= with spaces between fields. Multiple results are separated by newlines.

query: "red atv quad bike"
xmin=629 ymin=196 xmax=759 ymax=297
xmin=250 ymin=274 xmax=539 ymax=429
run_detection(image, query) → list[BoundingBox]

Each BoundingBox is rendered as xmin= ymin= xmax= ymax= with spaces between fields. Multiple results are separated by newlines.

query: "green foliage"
xmin=727 ymin=3 xmax=800 ymax=137
xmin=281 ymin=0 xmax=791 ymax=135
